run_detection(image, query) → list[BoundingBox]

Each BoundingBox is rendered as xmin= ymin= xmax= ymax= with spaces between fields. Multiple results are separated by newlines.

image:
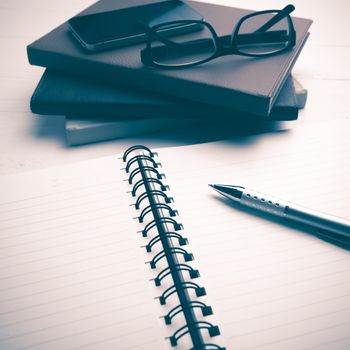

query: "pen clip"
xmin=315 ymin=229 xmax=350 ymax=251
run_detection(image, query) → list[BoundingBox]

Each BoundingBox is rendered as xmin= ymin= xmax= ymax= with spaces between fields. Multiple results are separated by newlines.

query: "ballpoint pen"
xmin=209 ymin=184 xmax=350 ymax=245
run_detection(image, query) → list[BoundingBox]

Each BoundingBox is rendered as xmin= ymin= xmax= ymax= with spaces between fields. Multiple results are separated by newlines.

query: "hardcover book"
xmin=27 ymin=0 xmax=312 ymax=117
xmin=64 ymin=115 xmax=198 ymax=146
xmin=31 ymin=70 xmax=300 ymax=121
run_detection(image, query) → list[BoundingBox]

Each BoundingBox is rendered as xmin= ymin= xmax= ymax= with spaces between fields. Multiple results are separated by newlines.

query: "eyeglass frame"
xmin=141 ymin=6 xmax=296 ymax=68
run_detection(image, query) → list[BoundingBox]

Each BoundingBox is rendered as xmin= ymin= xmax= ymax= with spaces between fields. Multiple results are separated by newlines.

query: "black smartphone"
xmin=68 ymin=0 xmax=203 ymax=51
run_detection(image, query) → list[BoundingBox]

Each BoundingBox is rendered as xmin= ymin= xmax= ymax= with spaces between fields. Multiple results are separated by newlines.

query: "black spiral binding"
xmin=123 ymin=145 xmax=225 ymax=350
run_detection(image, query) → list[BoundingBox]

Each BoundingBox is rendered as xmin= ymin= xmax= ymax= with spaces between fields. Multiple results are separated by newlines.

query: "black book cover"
xmin=31 ymin=70 xmax=299 ymax=121
xmin=27 ymin=0 xmax=312 ymax=117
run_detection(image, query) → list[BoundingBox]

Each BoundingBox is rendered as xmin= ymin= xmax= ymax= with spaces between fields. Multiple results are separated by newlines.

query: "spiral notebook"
xmin=1 ymin=121 xmax=350 ymax=350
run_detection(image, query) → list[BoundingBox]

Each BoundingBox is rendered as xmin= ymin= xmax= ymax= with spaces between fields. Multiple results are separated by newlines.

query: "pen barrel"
xmin=241 ymin=188 xmax=350 ymax=237
xmin=241 ymin=189 xmax=287 ymax=217
xmin=285 ymin=205 xmax=350 ymax=237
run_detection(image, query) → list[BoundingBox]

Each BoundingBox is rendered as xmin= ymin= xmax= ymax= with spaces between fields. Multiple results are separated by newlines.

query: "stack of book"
xmin=27 ymin=0 xmax=312 ymax=145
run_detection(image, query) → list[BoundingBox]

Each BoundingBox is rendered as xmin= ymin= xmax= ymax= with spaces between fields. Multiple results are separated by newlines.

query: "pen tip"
xmin=208 ymin=184 xmax=215 ymax=188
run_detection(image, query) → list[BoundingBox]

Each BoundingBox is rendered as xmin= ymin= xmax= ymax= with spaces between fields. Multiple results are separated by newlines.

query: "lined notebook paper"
xmin=0 ymin=157 xmax=166 ymax=350
xmin=1 ymin=120 xmax=350 ymax=349
xmin=159 ymin=121 xmax=350 ymax=350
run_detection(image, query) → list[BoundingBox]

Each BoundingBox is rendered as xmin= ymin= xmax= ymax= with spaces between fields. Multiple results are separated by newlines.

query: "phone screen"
xmin=68 ymin=1 xmax=203 ymax=47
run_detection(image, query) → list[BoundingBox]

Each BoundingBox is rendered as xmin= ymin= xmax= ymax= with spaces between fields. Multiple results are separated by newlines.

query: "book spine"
xmin=268 ymin=32 xmax=310 ymax=115
xmin=122 ymin=145 xmax=225 ymax=349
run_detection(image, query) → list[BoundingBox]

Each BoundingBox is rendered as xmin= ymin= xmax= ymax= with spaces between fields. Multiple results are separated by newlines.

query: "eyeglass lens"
xmin=235 ymin=12 xmax=291 ymax=55
xmin=149 ymin=22 xmax=216 ymax=66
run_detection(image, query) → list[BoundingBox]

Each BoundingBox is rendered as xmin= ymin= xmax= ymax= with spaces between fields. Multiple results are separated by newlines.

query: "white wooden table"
xmin=0 ymin=0 xmax=349 ymax=175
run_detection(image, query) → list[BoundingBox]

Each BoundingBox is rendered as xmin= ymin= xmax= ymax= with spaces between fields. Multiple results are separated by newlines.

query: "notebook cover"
xmin=27 ymin=0 xmax=312 ymax=117
xmin=31 ymin=70 xmax=299 ymax=121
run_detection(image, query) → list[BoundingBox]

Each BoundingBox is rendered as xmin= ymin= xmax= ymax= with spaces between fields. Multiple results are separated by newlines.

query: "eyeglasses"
xmin=141 ymin=4 xmax=296 ymax=68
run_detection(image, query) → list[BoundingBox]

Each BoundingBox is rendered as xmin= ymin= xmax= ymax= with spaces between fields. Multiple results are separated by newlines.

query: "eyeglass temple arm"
xmin=152 ymin=30 xmax=181 ymax=46
xmin=147 ymin=29 xmax=287 ymax=52
xmin=139 ymin=21 xmax=185 ymax=47
xmin=147 ymin=30 xmax=288 ymax=57
xmin=235 ymin=30 xmax=288 ymax=45
xmin=255 ymin=4 xmax=295 ymax=33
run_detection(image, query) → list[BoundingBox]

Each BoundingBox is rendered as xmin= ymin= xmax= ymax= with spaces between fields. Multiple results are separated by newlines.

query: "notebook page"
xmin=0 ymin=156 xmax=166 ymax=350
xmin=158 ymin=121 xmax=350 ymax=350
